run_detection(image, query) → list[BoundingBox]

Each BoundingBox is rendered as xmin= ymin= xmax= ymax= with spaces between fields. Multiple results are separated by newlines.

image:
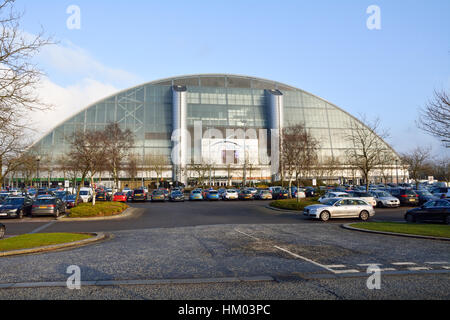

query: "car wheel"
xmin=55 ymin=209 xmax=60 ymax=218
xmin=359 ymin=211 xmax=370 ymax=221
xmin=320 ymin=211 xmax=330 ymax=222
xmin=18 ymin=210 xmax=24 ymax=219
xmin=405 ymin=214 xmax=416 ymax=223
xmin=0 ymin=225 xmax=5 ymax=239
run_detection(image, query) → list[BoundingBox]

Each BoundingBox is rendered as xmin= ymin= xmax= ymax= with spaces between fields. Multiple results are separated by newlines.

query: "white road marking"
xmin=29 ymin=221 xmax=57 ymax=234
xmin=273 ymin=246 xmax=340 ymax=274
xmin=325 ymin=265 xmax=347 ymax=268
xmin=357 ymin=263 xmax=383 ymax=267
xmin=332 ymin=269 xmax=360 ymax=274
xmin=442 ymin=266 xmax=450 ymax=270
xmin=234 ymin=229 xmax=261 ymax=241
xmin=392 ymin=262 xmax=417 ymax=266
xmin=425 ymin=261 xmax=448 ymax=265
xmin=379 ymin=268 xmax=397 ymax=272
xmin=408 ymin=267 xmax=431 ymax=271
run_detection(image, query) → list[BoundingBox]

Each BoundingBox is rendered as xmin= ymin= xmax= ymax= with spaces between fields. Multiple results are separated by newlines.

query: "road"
xmin=1 ymin=200 xmax=410 ymax=235
xmin=0 ymin=201 xmax=449 ymax=300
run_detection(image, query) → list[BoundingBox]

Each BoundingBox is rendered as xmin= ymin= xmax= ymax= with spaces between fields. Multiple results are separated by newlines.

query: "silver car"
xmin=370 ymin=190 xmax=400 ymax=208
xmin=304 ymin=198 xmax=375 ymax=222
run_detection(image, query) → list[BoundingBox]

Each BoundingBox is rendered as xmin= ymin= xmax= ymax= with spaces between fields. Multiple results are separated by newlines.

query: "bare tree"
xmin=103 ymin=123 xmax=135 ymax=190
xmin=401 ymin=146 xmax=432 ymax=188
xmin=282 ymin=124 xmax=320 ymax=198
xmin=344 ymin=116 xmax=392 ymax=192
xmin=68 ymin=130 xmax=107 ymax=205
xmin=146 ymin=154 xmax=169 ymax=188
xmin=0 ymin=0 xmax=51 ymax=186
xmin=417 ymin=90 xmax=450 ymax=146
xmin=125 ymin=154 xmax=138 ymax=184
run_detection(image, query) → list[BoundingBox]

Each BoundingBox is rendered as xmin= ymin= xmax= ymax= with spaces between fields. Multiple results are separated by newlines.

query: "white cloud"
xmin=27 ymin=39 xmax=142 ymax=141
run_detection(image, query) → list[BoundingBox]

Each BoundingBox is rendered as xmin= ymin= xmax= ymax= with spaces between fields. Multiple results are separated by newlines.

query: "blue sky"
xmin=19 ymin=0 xmax=450 ymax=156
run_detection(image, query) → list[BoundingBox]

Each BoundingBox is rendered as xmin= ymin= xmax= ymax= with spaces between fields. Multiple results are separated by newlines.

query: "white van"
xmin=79 ymin=188 xmax=93 ymax=203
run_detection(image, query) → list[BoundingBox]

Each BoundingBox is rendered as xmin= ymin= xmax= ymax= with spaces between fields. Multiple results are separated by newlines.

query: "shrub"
xmin=270 ymin=198 xmax=320 ymax=211
xmin=69 ymin=202 xmax=129 ymax=218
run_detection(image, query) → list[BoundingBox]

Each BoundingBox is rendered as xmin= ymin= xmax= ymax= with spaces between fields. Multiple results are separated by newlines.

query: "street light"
xmin=395 ymin=159 xmax=399 ymax=185
xmin=36 ymin=156 xmax=41 ymax=189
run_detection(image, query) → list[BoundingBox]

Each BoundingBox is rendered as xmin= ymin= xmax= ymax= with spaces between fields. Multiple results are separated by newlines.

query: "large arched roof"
xmin=31 ymin=73 xmax=400 ymax=159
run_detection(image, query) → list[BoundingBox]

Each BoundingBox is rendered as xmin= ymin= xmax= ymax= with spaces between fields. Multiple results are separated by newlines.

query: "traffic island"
xmin=343 ymin=222 xmax=450 ymax=241
xmin=0 ymin=233 xmax=106 ymax=257
xmin=269 ymin=199 xmax=320 ymax=212
xmin=63 ymin=202 xmax=129 ymax=220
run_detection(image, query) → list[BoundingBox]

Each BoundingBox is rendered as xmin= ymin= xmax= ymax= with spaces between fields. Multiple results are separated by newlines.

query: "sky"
xmin=16 ymin=0 xmax=450 ymax=157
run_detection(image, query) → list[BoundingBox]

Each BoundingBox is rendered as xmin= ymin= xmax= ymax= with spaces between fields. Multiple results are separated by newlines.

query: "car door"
xmin=430 ymin=200 xmax=449 ymax=222
xmin=332 ymin=199 xmax=351 ymax=218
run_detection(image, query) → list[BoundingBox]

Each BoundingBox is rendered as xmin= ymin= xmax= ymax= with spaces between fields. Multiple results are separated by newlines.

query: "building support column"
xmin=172 ymin=85 xmax=188 ymax=186
xmin=266 ymin=89 xmax=284 ymax=183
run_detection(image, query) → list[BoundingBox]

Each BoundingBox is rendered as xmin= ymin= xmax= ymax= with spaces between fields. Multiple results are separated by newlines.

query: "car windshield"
xmin=153 ymin=191 xmax=164 ymax=195
xmin=4 ymin=198 xmax=24 ymax=205
xmin=192 ymin=191 xmax=201 ymax=194
xmin=227 ymin=190 xmax=236 ymax=193
xmin=356 ymin=192 xmax=372 ymax=197
xmin=66 ymin=195 xmax=77 ymax=200
xmin=172 ymin=192 xmax=182 ymax=196
xmin=134 ymin=190 xmax=144 ymax=193
xmin=80 ymin=191 xmax=88 ymax=195
xmin=114 ymin=193 xmax=124 ymax=196
xmin=376 ymin=191 xmax=392 ymax=197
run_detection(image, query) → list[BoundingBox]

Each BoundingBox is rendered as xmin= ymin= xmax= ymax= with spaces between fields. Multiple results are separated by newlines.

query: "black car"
xmin=405 ymin=199 xmax=450 ymax=224
xmin=0 ymin=196 xmax=33 ymax=219
xmin=390 ymin=188 xmax=419 ymax=206
xmin=414 ymin=190 xmax=438 ymax=205
xmin=132 ymin=189 xmax=147 ymax=202
xmin=0 ymin=223 xmax=5 ymax=239
xmin=95 ymin=191 xmax=111 ymax=202
xmin=305 ymin=187 xmax=316 ymax=197
xmin=272 ymin=189 xmax=289 ymax=200
xmin=169 ymin=191 xmax=185 ymax=202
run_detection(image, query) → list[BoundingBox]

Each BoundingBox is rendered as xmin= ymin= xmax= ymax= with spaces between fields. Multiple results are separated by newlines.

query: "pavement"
xmin=0 ymin=201 xmax=448 ymax=299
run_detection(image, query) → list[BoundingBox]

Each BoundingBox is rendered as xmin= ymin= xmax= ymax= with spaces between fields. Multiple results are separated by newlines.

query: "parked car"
xmin=304 ymin=198 xmax=375 ymax=222
xmin=132 ymin=189 xmax=147 ymax=202
xmin=414 ymin=189 xmax=439 ymax=205
xmin=222 ymin=189 xmax=239 ymax=200
xmin=255 ymin=189 xmax=273 ymax=200
xmin=390 ymin=188 xmax=419 ymax=206
xmin=0 ymin=223 xmax=5 ymax=239
xmin=189 ymin=190 xmax=204 ymax=201
xmin=65 ymin=195 xmax=83 ymax=208
xmin=206 ymin=190 xmax=220 ymax=201
xmin=305 ymin=187 xmax=316 ymax=197
xmin=430 ymin=187 xmax=450 ymax=199
xmin=150 ymin=190 xmax=165 ymax=202
xmin=369 ymin=190 xmax=400 ymax=208
xmin=169 ymin=191 xmax=185 ymax=202
xmin=31 ymin=197 xmax=66 ymax=218
xmin=404 ymin=199 xmax=450 ymax=224
xmin=318 ymin=192 xmax=350 ymax=204
xmin=0 ymin=196 xmax=33 ymax=219
xmin=78 ymin=188 xmax=93 ymax=203
xmin=0 ymin=193 xmax=9 ymax=204
xmin=96 ymin=191 xmax=112 ymax=202
xmin=113 ymin=192 xmax=128 ymax=203
xmin=347 ymin=191 xmax=377 ymax=207
xmin=239 ymin=190 xmax=254 ymax=200
xmin=272 ymin=189 xmax=289 ymax=200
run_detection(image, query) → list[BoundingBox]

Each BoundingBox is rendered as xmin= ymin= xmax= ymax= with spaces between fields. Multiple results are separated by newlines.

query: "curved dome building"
xmin=31 ymin=74 xmax=402 ymax=187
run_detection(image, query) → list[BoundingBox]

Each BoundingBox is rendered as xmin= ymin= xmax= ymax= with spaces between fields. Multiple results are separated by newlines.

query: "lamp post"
xmin=36 ymin=156 xmax=41 ymax=189
xmin=395 ymin=159 xmax=399 ymax=185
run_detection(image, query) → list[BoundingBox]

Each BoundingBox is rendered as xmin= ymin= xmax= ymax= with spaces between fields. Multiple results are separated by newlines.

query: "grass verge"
xmin=69 ymin=202 xmax=129 ymax=218
xmin=350 ymin=222 xmax=450 ymax=238
xmin=270 ymin=198 xmax=320 ymax=211
xmin=0 ymin=233 xmax=93 ymax=252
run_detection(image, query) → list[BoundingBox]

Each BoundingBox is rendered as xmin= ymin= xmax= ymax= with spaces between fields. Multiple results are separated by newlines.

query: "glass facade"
xmin=31 ymin=74 xmax=400 ymax=173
